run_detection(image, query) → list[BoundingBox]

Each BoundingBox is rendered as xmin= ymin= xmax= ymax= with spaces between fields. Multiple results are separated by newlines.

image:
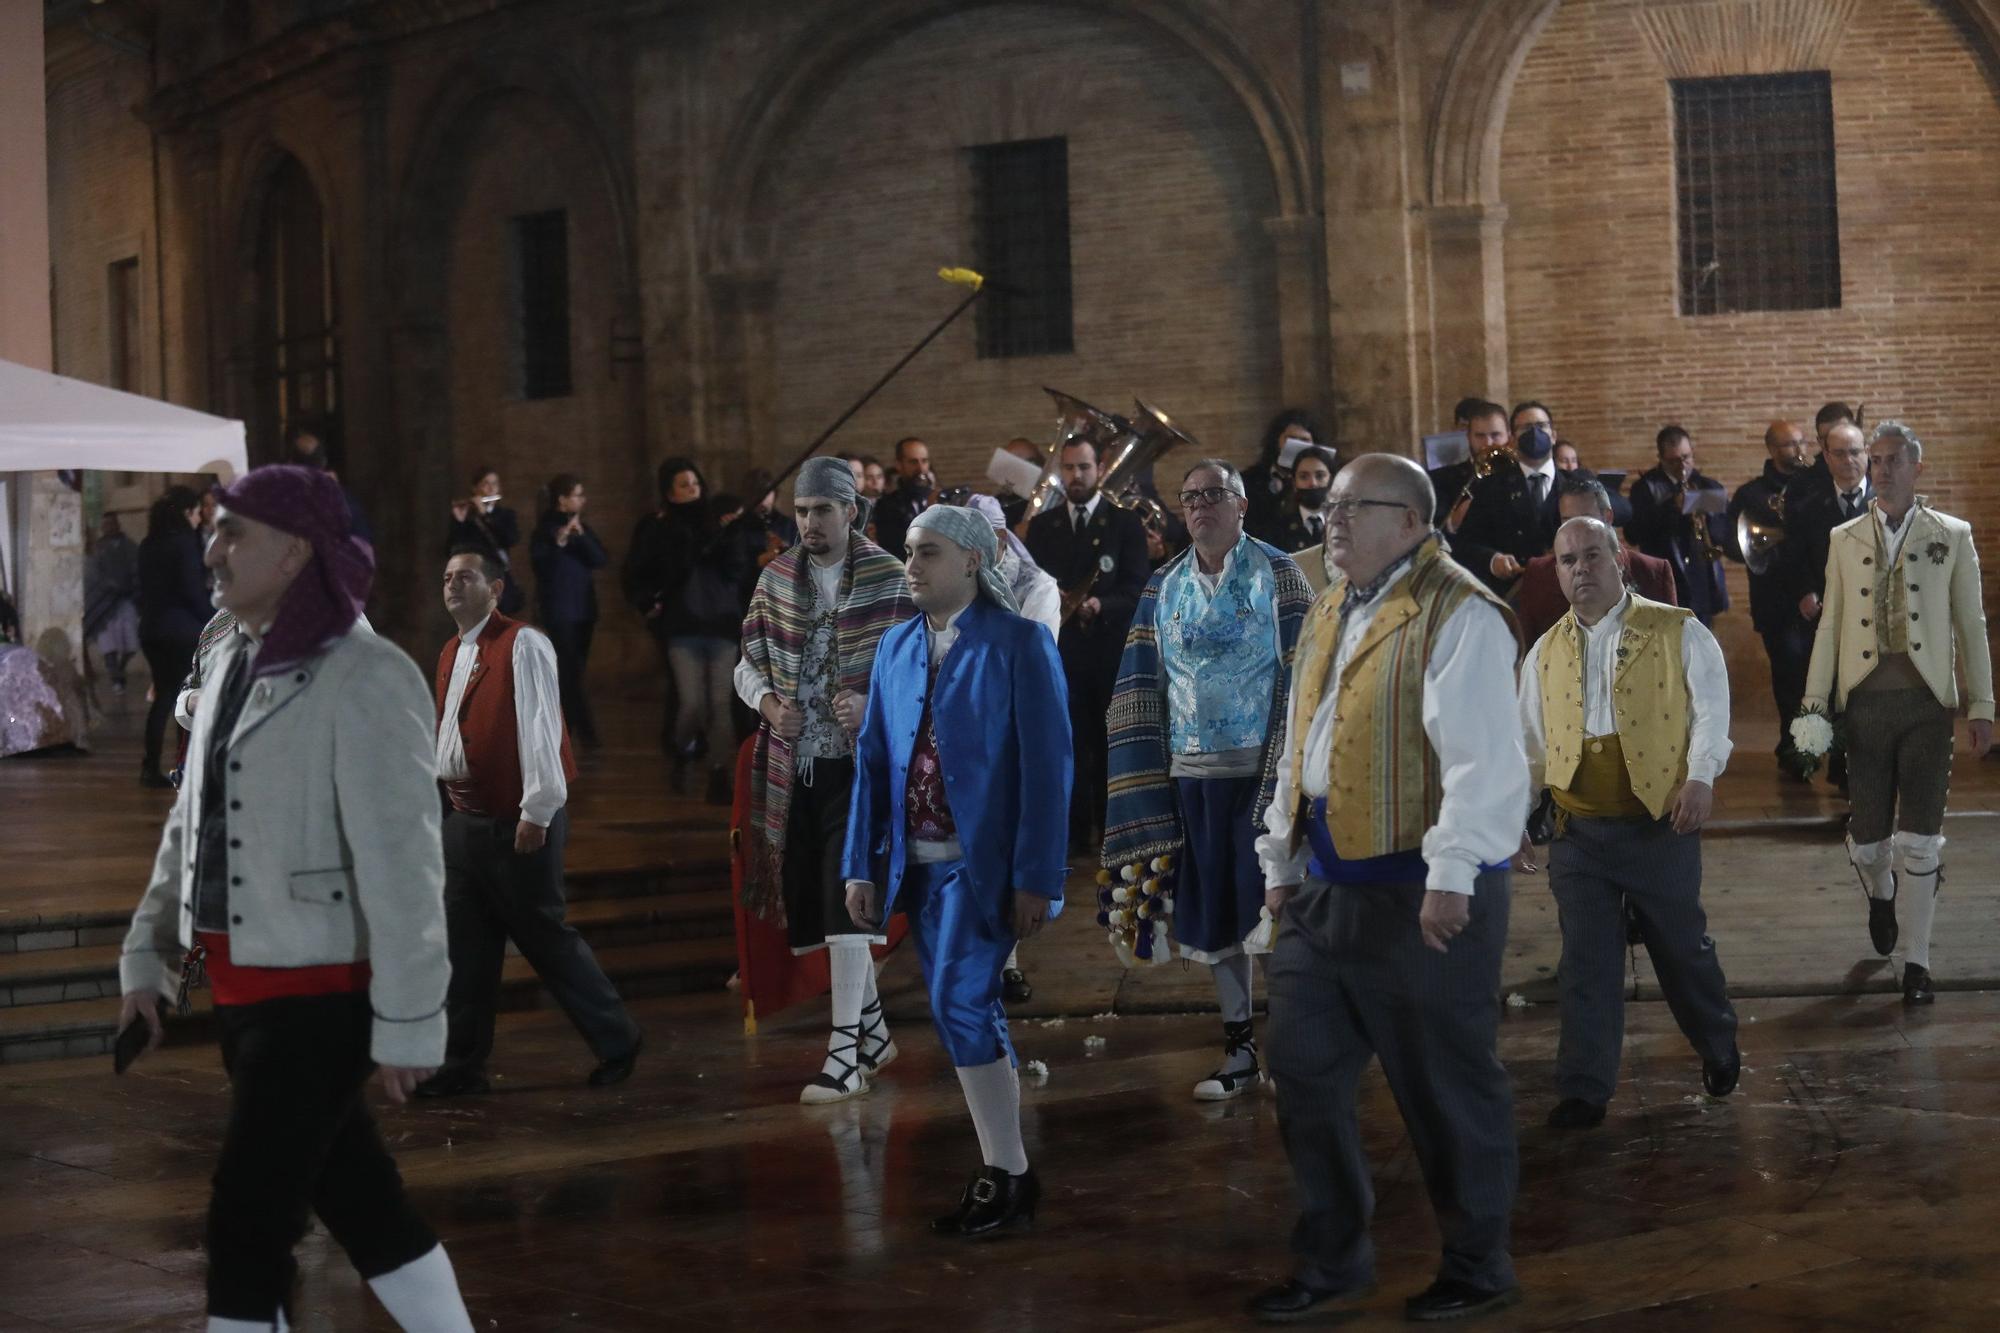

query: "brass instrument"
xmin=1449 ymin=443 xmax=1500 ymax=519
xmin=1045 ymin=392 xmax=1202 ymax=625
xmin=1684 ymin=480 xmax=1727 ymax=565
xmin=1735 ymin=502 xmax=1786 ymax=575
xmin=1024 ymin=389 xmax=1135 ymax=525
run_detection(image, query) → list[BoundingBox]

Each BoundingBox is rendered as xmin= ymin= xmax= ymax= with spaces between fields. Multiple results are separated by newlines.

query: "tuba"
xmin=1045 ymin=393 xmax=1202 ymax=624
xmin=1023 ymin=388 xmax=1136 ymax=524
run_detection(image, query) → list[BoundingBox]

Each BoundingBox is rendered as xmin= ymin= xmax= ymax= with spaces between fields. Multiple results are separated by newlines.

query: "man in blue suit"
xmin=843 ymin=504 xmax=1072 ymax=1241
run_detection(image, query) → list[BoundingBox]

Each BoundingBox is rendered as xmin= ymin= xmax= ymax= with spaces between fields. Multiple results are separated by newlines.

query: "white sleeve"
xmin=733 ymin=655 xmax=773 ymax=713
xmin=513 ymin=628 xmax=569 ymax=827
xmin=1419 ymin=601 xmax=1531 ymax=895
xmin=1022 ymin=568 xmax=1062 ymax=638
xmin=1518 ymin=636 xmax=1547 ymax=806
xmin=1680 ymin=617 xmax=1734 ymax=786
xmin=1254 ymin=655 xmax=1311 ymax=886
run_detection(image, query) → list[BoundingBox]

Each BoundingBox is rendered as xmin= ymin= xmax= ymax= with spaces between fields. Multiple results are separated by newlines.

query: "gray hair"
xmin=1183 ymin=458 xmax=1248 ymax=498
xmin=1555 ymin=514 xmax=1621 ymax=557
xmin=1869 ymin=419 xmax=1924 ymax=464
xmin=1558 ymin=478 xmax=1616 ymax=523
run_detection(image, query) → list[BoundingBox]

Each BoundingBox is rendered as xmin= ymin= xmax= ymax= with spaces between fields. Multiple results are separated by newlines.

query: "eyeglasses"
xmin=1325 ymin=498 xmax=1413 ymax=520
xmin=1177 ymin=486 xmax=1244 ymax=508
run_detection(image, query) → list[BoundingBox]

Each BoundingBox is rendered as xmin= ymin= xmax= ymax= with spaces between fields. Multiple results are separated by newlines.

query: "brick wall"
xmin=763 ymin=2 xmax=1284 ymax=503
xmin=1499 ymin=0 xmax=2000 ymax=691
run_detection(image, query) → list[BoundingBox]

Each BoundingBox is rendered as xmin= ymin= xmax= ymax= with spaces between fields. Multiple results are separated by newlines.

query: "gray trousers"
xmin=1266 ymin=869 xmax=1518 ymax=1294
xmin=1548 ymin=816 xmax=1737 ymax=1105
xmin=1845 ymin=687 xmax=1954 ymax=844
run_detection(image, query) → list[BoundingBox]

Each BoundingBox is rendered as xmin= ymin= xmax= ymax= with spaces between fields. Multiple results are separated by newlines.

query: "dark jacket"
xmin=871 ymin=481 xmax=932 ymax=560
xmin=137 ymin=527 xmax=211 ymax=644
xmin=1627 ymin=465 xmax=1730 ymax=624
xmin=1023 ymin=496 xmax=1151 ymax=680
xmin=529 ymin=511 xmax=608 ymax=625
xmin=1782 ymin=473 xmax=1871 ymax=607
xmin=621 ymin=502 xmax=745 ymax=640
xmin=446 ymin=503 xmax=524 ymax=615
xmin=1260 ymin=503 xmax=1330 ymax=560
xmin=1727 ymin=461 xmax=1803 ymax=634
xmin=1450 ymin=463 xmax=1562 ymax=593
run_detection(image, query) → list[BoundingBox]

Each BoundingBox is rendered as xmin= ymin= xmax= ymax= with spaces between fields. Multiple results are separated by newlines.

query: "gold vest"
xmin=1537 ymin=596 xmax=1691 ymax=820
xmin=1290 ymin=538 xmax=1514 ymax=859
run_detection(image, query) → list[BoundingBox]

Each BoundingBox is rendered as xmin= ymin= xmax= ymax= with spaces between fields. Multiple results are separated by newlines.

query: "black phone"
xmin=112 ymin=1016 xmax=151 ymax=1074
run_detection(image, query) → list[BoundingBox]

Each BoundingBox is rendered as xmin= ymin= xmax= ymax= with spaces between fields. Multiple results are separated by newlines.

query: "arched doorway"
xmin=242 ymin=154 xmax=340 ymax=466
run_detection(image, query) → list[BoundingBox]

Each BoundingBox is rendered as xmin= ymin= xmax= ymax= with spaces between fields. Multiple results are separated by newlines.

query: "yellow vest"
xmin=1290 ymin=538 xmax=1515 ymax=858
xmin=1536 ymin=596 xmax=1691 ymax=820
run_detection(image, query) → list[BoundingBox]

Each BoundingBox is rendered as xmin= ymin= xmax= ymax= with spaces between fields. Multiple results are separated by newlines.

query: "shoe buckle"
xmin=971 ymin=1177 xmax=1000 ymax=1205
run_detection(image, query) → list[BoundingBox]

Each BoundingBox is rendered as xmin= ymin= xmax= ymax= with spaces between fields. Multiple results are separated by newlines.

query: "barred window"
xmin=512 ymin=210 xmax=572 ymax=399
xmin=1673 ymin=71 xmax=1840 ymax=316
xmin=970 ymin=137 xmax=1074 ymax=358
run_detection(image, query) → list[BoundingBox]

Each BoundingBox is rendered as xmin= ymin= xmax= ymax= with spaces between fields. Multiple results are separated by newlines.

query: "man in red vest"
xmin=415 ymin=547 xmax=641 ymax=1097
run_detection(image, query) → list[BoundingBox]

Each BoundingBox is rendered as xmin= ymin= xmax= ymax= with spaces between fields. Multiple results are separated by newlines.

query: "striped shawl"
xmin=1102 ymin=539 xmax=1313 ymax=869
xmin=740 ymin=532 xmax=913 ymax=919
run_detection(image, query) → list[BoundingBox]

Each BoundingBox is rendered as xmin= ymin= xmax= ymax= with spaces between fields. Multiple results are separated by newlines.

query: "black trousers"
xmin=1266 ymin=870 xmax=1518 ymax=1295
xmin=140 ymin=631 xmax=195 ymax=771
xmin=543 ymin=618 xmax=598 ymax=744
xmin=441 ymin=808 xmax=639 ymax=1070
xmin=781 ymin=756 xmax=863 ymax=951
xmin=1759 ymin=619 xmax=1815 ymax=753
xmin=207 ymin=993 xmax=437 ymax=1321
xmin=1060 ymin=646 xmax=1116 ymax=845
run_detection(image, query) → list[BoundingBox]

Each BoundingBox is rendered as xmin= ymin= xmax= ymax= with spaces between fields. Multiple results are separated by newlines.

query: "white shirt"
xmin=926 ymin=601 xmax=970 ymax=665
xmin=1517 ymin=592 xmax=1733 ymax=799
xmin=1874 ymin=502 xmax=1915 ymax=564
xmin=1069 ymin=493 xmax=1102 ymax=530
xmin=1519 ymin=456 xmax=1556 ymax=499
xmin=1253 ymin=564 xmax=1529 ymax=895
xmin=732 ymin=555 xmax=846 ymax=716
xmin=435 ymin=613 xmax=568 ymax=827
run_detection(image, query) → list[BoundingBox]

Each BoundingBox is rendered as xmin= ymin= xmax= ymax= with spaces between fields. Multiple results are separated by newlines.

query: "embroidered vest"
xmin=904 ymin=660 xmax=957 ymax=842
xmin=1290 ymin=539 xmax=1508 ymax=859
xmin=1161 ymin=537 xmax=1279 ymax=754
xmin=1537 ymin=596 xmax=1690 ymax=821
xmin=433 ymin=614 xmax=578 ymax=823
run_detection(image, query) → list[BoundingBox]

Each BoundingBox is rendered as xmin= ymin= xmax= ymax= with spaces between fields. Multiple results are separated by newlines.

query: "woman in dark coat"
xmin=136 ymin=485 xmax=209 ymax=786
xmin=444 ymin=463 xmax=524 ymax=615
xmin=530 ymin=472 xmax=609 ymax=747
xmin=1241 ymin=407 xmax=1327 ymax=544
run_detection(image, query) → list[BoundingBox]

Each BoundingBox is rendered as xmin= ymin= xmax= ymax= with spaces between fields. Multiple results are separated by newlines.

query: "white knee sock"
xmin=1847 ymin=833 xmax=1897 ymax=899
xmin=822 ymin=937 xmax=872 ymax=1076
xmin=1895 ymin=831 xmax=1946 ymax=969
xmin=1006 ymin=943 xmax=1020 ymax=971
xmin=367 ymin=1245 xmax=474 ymax=1333
xmin=955 ymin=1056 xmax=1029 ymax=1175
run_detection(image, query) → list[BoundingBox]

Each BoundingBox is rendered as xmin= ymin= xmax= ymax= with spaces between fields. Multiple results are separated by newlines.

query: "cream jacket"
xmin=1802 ymin=500 xmax=1994 ymax=721
xmin=121 ymin=626 xmax=450 ymax=1068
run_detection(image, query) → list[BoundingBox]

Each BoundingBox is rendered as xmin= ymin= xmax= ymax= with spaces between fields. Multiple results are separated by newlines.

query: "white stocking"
xmin=955 ymin=1056 xmax=1028 ymax=1175
xmin=366 ymin=1245 xmax=474 ymax=1333
xmin=1847 ymin=833 xmax=1896 ymax=900
xmin=1895 ymin=831 xmax=1946 ymax=969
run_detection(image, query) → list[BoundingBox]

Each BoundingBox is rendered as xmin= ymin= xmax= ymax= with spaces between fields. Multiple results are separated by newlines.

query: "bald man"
xmin=1728 ymin=420 xmax=1817 ymax=776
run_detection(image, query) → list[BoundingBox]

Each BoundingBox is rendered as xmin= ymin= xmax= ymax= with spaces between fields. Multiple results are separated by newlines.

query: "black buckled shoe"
xmin=1193 ymin=1018 xmax=1262 ymax=1101
xmin=932 ymin=1165 xmax=1037 ymax=1240
xmin=1002 ymin=967 xmax=1032 ymax=1004
xmin=1404 ymin=1279 xmax=1522 ymax=1322
xmin=1868 ymin=896 xmax=1899 ymax=957
xmin=1903 ymin=963 xmax=1935 ymax=1006
xmin=1546 ymin=1098 xmax=1605 ymax=1130
xmin=413 ymin=1065 xmax=490 ymax=1099
xmin=1247 ymin=1278 xmax=1377 ymax=1323
xmin=1703 ymin=1047 xmax=1741 ymax=1097
xmin=588 ymin=1037 xmax=641 ymax=1087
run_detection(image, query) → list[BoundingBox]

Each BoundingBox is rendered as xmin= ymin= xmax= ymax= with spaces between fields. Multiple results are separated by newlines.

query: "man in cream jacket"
xmin=118 ymin=465 xmax=472 ymax=1333
xmin=1801 ymin=421 xmax=1994 ymax=1005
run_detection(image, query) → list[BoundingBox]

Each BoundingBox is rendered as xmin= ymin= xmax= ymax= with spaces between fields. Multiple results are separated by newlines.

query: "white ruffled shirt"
xmin=434 ymin=613 xmax=568 ymax=827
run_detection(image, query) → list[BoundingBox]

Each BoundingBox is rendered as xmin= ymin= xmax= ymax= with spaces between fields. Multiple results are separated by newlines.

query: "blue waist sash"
xmin=1301 ymin=797 xmax=1506 ymax=885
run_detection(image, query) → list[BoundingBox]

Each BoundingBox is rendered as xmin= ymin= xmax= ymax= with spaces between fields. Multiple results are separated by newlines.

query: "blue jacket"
xmin=842 ymin=596 xmax=1073 ymax=916
xmin=530 ymin=512 xmax=608 ymax=624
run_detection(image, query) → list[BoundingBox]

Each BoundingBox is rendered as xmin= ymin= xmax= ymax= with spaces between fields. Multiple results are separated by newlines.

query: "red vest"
xmin=434 ymin=612 xmax=577 ymax=821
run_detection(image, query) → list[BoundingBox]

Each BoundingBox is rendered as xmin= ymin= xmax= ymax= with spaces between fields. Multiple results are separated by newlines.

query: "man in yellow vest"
xmin=1800 ymin=421 xmax=1993 ymax=1006
xmin=1518 ymin=516 xmax=1741 ymax=1132
xmin=1248 ymin=454 xmax=1528 ymax=1325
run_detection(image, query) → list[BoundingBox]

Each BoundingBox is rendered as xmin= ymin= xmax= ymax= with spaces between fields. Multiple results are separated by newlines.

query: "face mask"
xmin=1296 ymin=486 xmax=1330 ymax=510
xmin=1516 ymin=424 xmax=1555 ymax=461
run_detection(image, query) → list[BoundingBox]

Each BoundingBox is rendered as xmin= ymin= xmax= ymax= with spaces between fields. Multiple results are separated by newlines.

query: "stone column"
xmin=1424 ymin=202 xmax=1511 ymax=416
xmin=1265 ymin=213 xmax=1334 ymax=419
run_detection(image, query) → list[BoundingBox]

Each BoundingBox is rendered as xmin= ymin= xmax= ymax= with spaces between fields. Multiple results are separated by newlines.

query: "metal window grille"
xmin=970 ymin=137 xmax=1074 ymax=358
xmin=1674 ymin=71 xmax=1840 ymax=316
xmin=513 ymin=210 xmax=573 ymax=399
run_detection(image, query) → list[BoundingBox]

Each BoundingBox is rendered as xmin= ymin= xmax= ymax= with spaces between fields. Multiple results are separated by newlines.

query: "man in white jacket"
xmin=118 ymin=465 xmax=472 ymax=1333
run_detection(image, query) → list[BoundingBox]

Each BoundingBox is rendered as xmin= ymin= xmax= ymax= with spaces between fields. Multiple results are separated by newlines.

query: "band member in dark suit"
xmin=1627 ymin=426 xmax=1730 ymax=626
xmin=1449 ymin=401 xmax=1564 ymax=595
xmin=1782 ymin=420 xmax=1871 ymax=792
xmin=1263 ymin=446 xmax=1338 ymax=557
xmin=1242 ymin=408 xmax=1325 ymax=540
xmin=870 ymin=436 xmax=937 ymax=560
xmin=1025 ymin=439 xmax=1151 ymax=851
xmin=1728 ymin=421 xmax=1816 ymax=775
xmin=1429 ymin=400 xmax=1512 ymax=530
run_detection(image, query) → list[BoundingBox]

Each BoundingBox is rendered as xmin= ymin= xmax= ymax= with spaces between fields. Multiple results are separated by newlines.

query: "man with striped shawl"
xmin=1103 ymin=458 xmax=1313 ymax=1101
xmin=732 ymin=457 xmax=914 ymax=1104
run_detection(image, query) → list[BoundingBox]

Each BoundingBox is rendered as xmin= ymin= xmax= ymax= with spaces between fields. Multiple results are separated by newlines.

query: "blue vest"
xmin=1161 ymin=537 xmax=1279 ymax=754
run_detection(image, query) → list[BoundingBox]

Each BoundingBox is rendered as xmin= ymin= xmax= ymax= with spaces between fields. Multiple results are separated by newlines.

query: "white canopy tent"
xmin=0 ymin=358 xmax=248 ymax=609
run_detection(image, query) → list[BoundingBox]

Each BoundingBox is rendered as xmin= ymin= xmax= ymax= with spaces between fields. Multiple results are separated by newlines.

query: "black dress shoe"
xmin=1247 ymin=1278 xmax=1376 ymax=1323
xmin=1002 ymin=967 xmax=1032 ymax=1004
xmin=1405 ymin=1279 xmax=1522 ymax=1322
xmin=1546 ymin=1098 xmax=1606 ymax=1130
xmin=1903 ymin=963 xmax=1935 ymax=1006
xmin=1868 ymin=896 xmax=1899 ymax=956
xmin=1703 ymin=1047 xmax=1741 ymax=1097
xmin=932 ymin=1165 xmax=1037 ymax=1239
xmin=413 ymin=1065 xmax=490 ymax=1099
xmin=588 ymin=1037 xmax=641 ymax=1087
xmin=139 ymin=767 xmax=174 ymax=790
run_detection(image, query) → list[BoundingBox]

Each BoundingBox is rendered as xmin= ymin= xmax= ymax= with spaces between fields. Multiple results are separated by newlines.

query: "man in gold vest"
xmin=1248 ymin=455 xmax=1528 ymax=1325
xmin=1518 ymin=517 xmax=1740 ymax=1132
xmin=1800 ymin=421 xmax=1993 ymax=1006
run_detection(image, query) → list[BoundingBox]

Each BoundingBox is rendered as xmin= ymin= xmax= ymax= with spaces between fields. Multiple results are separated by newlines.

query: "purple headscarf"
xmin=215 ymin=465 xmax=373 ymax=678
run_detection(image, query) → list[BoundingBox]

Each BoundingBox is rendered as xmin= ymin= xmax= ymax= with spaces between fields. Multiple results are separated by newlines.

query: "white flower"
xmin=1790 ymin=711 xmax=1835 ymax=757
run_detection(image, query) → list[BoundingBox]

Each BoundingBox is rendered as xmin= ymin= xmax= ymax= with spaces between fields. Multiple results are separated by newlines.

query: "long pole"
xmin=763 ymin=269 xmax=986 ymax=495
